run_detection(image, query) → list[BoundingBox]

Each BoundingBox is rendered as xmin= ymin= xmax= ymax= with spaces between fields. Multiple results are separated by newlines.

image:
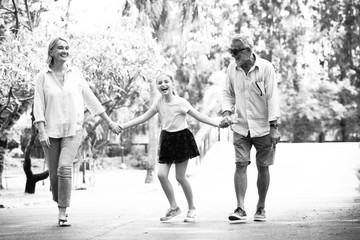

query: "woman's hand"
xmin=38 ymin=131 xmax=50 ymax=148
xmin=108 ymin=121 xmax=122 ymax=135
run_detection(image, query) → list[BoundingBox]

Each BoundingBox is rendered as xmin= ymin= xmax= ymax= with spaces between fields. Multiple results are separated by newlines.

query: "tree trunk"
xmin=339 ymin=119 xmax=348 ymax=142
xmin=318 ymin=132 xmax=325 ymax=143
xmin=23 ymin=108 xmax=49 ymax=194
xmin=0 ymin=146 xmax=5 ymax=190
xmin=145 ymin=83 xmax=158 ymax=183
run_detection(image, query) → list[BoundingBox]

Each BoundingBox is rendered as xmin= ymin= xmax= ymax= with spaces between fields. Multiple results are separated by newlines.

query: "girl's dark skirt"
xmin=158 ymin=128 xmax=200 ymax=164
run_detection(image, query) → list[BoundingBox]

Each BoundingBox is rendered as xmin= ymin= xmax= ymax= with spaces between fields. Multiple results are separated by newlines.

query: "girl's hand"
xmin=38 ymin=131 xmax=50 ymax=148
xmin=219 ymin=116 xmax=232 ymax=128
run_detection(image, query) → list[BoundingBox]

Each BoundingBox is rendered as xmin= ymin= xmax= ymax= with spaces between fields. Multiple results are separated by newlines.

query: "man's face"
xmin=229 ymin=40 xmax=251 ymax=67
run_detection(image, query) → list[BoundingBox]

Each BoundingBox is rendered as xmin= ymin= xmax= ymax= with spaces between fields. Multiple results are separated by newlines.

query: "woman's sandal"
xmin=58 ymin=214 xmax=71 ymax=227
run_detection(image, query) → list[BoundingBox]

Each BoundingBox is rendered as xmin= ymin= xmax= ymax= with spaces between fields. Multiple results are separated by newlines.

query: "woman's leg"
xmin=42 ymin=138 xmax=61 ymax=204
xmin=157 ymin=163 xmax=178 ymax=208
xmin=175 ymin=160 xmax=195 ymax=210
xmin=57 ymin=131 xmax=82 ymax=219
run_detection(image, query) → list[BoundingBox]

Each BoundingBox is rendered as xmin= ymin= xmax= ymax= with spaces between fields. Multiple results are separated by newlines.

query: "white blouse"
xmin=33 ymin=66 xmax=105 ymax=138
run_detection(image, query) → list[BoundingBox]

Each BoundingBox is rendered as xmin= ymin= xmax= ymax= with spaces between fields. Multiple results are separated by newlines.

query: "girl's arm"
xmin=187 ymin=107 xmax=220 ymax=128
xmin=121 ymin=108 xmax=157 ymax=129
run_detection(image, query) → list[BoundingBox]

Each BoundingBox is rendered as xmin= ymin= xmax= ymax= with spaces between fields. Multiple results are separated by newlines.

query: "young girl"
xmin=120 ymin=72 xmax=221 ymax=222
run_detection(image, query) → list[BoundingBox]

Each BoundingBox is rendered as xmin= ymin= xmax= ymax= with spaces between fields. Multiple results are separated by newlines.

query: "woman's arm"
xmin=35 ymin=121 xmax=51 ymax=148
xmin=99 ymin=112 xmax=122 ymax=134
xmin=187 ymin=108 xmax=220 ymax=128
xmin=121 ymin=108 xmax=157 ymax=129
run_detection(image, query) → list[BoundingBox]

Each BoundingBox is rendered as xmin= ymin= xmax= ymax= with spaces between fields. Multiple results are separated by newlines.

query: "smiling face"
xmin=50 ymin=39 xmax=69 ymax=64
xmin=156 ymin=73 xmax=174 ymax=96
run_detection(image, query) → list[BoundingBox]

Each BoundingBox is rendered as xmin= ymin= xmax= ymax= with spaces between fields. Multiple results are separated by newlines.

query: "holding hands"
xmin=219 ymin=114 xmax=281 ymax=148
xmin=219 ymin=111 xmax=233 ymax=128
xmin=219 ymin=115 xmax=233 ymax=128
xmin=107 ymin=121 xmax=122 ymax=135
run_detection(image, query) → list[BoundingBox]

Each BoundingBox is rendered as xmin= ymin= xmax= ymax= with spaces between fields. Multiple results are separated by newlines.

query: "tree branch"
xmin=11 ymin=0 xmax=19 ymax=35
xmin=0 ymin=87 xmax=12 ymax=115
xmin=24 ymin=0 xmax=33 ymax=31
xmin=0 ymin=6 xmax=14 ymax=13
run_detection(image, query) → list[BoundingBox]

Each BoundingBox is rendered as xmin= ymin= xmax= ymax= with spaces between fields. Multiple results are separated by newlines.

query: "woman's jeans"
xmin=42 ymin=131 xmax=82 ymax=208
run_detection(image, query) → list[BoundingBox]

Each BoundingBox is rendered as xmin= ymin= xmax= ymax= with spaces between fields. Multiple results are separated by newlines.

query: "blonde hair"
xmin=46 ymin=37 xmax=68 ymax=67
xmin=156 ymin=72 xmax=174 ymax=82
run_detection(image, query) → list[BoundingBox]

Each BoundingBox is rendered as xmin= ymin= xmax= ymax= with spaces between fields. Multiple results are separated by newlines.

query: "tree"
xmin=0 ymin=0 xmax=48 ymax=35
xmin=0 ymin=30 xmax=46 ymax=190
xmin=315 ymin=0 xmax=360 ymax=141
xmin=23 ymin=108 xmax=49 ymax=193
xmin=0 ymin=0 xmax=50 ymax=190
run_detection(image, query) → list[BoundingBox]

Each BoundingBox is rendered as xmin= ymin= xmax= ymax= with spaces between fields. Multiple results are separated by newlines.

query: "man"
xmin=220 ymin=33 xmax=280 ymax=223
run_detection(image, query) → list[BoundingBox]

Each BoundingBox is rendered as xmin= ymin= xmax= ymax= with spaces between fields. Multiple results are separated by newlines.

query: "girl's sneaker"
xmin=160 ymin=207 xmax=181 ymax=221
xmin=184 ymin=209 xmax=196 ymax=223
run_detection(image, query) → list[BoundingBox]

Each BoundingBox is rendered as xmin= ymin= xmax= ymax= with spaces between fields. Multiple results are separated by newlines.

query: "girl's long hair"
xmin=46 ymin=37 xmax=68 ymax=67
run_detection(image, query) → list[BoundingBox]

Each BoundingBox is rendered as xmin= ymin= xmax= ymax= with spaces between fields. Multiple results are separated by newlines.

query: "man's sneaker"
xmin=160 ymin=207 xmax=181 ymax=221
xmin=228 ymin=207 xmax=247 ymax=223
xmin=184 ymin=209 xmax=196 ymax=223
xmin=254 ymin=207 xmax=266 ymax=222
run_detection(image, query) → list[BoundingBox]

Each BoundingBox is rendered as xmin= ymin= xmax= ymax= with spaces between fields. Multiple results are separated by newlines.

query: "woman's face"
xmin=50 ymin=40 xmax=69 ymax=63
xmin=156 ymin=74 xmax=174 ymax=96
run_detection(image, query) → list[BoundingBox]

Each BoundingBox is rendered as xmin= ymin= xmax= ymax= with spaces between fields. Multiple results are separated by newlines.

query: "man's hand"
xmin=219 ymin=115 xmax=232 ymax=128
xmin=269 ymin=127 xmax=281 ymax=148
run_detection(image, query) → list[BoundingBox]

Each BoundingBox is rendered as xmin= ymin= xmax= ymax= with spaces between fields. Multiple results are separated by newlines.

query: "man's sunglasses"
xmin=228 ymin=48 xmax=248 ymax=56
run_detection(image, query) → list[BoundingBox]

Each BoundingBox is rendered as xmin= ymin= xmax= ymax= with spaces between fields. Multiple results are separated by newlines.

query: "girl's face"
xmin=156 ymin=74 xmax=174 ymax=96
xmin=51 ymin=40 xmax=69 ymax=63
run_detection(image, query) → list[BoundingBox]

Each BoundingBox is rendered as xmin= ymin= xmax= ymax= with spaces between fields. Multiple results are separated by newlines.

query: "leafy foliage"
xmin=1 ymin=0 xmax=360 ymax=146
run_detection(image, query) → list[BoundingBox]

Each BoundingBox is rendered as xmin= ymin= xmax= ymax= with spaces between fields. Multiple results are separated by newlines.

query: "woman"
xmin=33 ymin=37 xmax=121 ymax=227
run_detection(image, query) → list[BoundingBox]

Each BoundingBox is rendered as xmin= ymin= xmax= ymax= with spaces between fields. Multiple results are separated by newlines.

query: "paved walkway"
xmin=1 ymin=141 xmax=360 ymax=240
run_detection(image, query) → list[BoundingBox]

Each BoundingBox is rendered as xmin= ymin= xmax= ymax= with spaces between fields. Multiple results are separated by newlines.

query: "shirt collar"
xmin=45 ymin=63 xmax=73 ymax=73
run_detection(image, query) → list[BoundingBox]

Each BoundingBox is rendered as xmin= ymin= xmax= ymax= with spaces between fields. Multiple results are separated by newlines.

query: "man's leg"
xmin=229 ymin=131 xmax=251 ymax=222
xmin=256 ymin=165 xmax=270 ymax=209
xmin=235 ymin=163 xmax=248 ymax=210
xmin=253 ymin=134 xmax=274 ymax=221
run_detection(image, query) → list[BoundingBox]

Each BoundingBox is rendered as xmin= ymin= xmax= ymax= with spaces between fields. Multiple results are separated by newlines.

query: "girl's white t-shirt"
xmin=149 ymin=96 xmax=192 ymax=132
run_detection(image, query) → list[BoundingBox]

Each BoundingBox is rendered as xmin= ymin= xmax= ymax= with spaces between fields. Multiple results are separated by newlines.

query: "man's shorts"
xmin=233 ymin=131 xmax=275 ymax=167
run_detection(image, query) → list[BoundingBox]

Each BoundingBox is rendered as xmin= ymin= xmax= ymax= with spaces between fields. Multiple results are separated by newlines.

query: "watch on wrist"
xmin=270 ymin=123 xmax=278 ymax=129
xmin=222 ymin=110 xmax=232 ymax=117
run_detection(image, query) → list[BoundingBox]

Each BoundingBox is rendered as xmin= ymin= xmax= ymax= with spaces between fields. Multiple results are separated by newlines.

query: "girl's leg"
xmin=157 ymin=163 xmax=178 ymax=208
xmin=175 ymin=160 xmax=195 ymax=210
